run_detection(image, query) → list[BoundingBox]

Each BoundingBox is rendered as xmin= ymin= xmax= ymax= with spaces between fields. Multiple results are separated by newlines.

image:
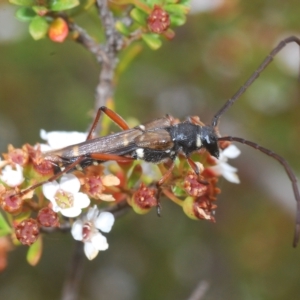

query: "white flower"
xmin=0 ymin=164 xmax=24 ymax=187
xmin=208 ymin=145 xmax=241 ymax=183
xmin=71 ymin=205 xmax=115 ymax=260
xmin=40 ymin=129 xmax=87 ymax=150
xmin=42 ymin=174 xmax=90 ymax=217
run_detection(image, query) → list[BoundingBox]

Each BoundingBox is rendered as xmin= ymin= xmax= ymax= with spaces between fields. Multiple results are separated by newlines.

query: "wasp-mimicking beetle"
xmin=12 ymin=36 xmax=300 ymax=246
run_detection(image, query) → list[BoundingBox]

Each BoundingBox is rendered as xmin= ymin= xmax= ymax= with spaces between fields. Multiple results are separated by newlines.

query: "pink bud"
xmin=48 ymin=18 xmax=69 ymax=43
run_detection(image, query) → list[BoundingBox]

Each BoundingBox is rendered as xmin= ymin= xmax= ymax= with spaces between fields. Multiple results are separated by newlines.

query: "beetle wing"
xmin=43 ymin=117 xmax=174 ymax=163
xmin=43 ymin=129 xmax=142 ymax=161
xmin=134 ymin=129 xmax=173 ymax=150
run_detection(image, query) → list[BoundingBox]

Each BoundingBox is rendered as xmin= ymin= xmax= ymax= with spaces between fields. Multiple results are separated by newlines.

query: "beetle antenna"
xmin=212 ymin=36 xmax=300 ymax=130
xmin=218 ymin=136 xmax=300 ymax=247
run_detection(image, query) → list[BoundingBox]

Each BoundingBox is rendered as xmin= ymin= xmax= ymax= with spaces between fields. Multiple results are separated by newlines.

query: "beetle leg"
xmin=154 ymin=162 xmax=175 ymax=216
xmin=87 ymin=106 xmax=130 ymax=140
xmin=12 ymin=156 xmax=85 ymax=199
xmin=89 ymin=153 xmax=134 ymax=163
xmin=187 ymin=158 xmax=209 ymax=185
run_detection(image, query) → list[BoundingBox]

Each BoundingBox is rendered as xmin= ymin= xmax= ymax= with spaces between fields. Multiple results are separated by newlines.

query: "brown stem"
xmin=93 ymin=0 xmax=124 ymax=115
xmin=67 ymin=22 xmax=106 ymax=63
xmin=61 ymin=241 xmax=85 ymax=300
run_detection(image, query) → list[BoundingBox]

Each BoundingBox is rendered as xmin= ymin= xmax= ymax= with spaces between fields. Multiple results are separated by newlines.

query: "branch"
xmin=96 ymin=0 xmax=123 ymax=53
xmin=61 ymin=241 xmax=85 ymax=300
xmin=94 ymin=0 xmax=124 ymax=113
xmin=67 ymin=22 xmax=106 ymax=63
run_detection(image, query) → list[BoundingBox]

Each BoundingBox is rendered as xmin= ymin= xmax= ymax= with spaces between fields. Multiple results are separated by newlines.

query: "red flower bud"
xmin=147 ymin=5 xmax=170 ymax=34
xmin=37 ymin=207 xmax=59 ymax=227
xmin=26 ymin=144 xmax=54 ymax=176
xmin=48 ymin=18 xmax=69 ymax=43
xmin=1 ymin=191 xmax=23 ymax=214
xmin=130 ymin=183 xmax=157 ymax=214
xmin=183 ymin=196 xmax=217 ymax=222
xmin=15 ymin=219 xmax=39 ymax=246
xmin=183 ymin=172 xmax=208 ymax=197
xmin=2 ymin=145 xmax=29 ymax=167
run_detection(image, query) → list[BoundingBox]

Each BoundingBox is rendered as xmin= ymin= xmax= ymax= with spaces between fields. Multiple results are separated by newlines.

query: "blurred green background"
xmin=1 ymin=0 xmax=300 ymax=299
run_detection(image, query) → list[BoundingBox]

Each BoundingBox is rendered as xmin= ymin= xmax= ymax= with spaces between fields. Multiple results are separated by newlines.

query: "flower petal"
xmin=86 ymin=205 xmax=99 ymax=221
xmin=39 ymin=144 xmax=52 ymax=152
xmin=42 ymin=181 xmax=59 ymax=201
xmin=222 ymin=145 xmax=241 ymax=159
xmin=60 ymin=174 xmax=81 ymax=193
xmin=0 ymin=165 xmax=24 ymax=187
xmin=99 ymin=194 xmax=116 ymax=202
xmin=73 ymin=193 xmax=90 ymax=209
xmin=222 ymin=170 xmax=240 ymax=184
xmin=208 ymin=165 xmax=222 ymax=176
xmin=102 ymin=174 xmax=120 ymax=186
xmin=71 ymin=220 xmax=84 ymax=240
xmin=51 ymin=204 xmax=61 ymax=213
xmin=91 ymin=232 xmax=109 ymax=251
xmin=221 ymin=162 xmax=238 ymax=173
xmin=60 ymin=207 xmax=82 ymax=218
xmin=84 ymin=242 xmax=99 ymax=260
xmin=95 ymin=212 xmax=115 ymax=233
xmin=40 ymin=129 xmax=87 ymax=150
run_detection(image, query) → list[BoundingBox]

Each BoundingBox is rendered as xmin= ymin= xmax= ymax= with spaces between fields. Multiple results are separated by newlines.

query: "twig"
xmin=94 ymin=0 xmax=124 ymax=113
xmin=59 ymin=2 xmax=124 ymax=127
xmin=96 ymin=0 xmax=123 ymax=53
xmin=67 ymin=22 xmax=106 ymax=63
xmin=61 ymin=241 xmax=85 ymax=300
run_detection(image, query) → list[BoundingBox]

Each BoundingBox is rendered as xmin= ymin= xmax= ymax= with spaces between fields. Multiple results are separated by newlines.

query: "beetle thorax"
xmin=168 ymin=123 xmax=202 ymax=156
xmin=168 ymin=123 xmax=219 ymax=158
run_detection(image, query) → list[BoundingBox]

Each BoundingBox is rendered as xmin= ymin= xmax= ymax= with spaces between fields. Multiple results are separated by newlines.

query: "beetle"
xmin=13 ymin=36 xmax=300 ymax=246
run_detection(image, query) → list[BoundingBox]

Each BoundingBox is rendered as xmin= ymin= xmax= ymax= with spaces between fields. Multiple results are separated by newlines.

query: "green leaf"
xmin=130 ymin=8 xmax=147 ymax=26
xmin=27 ymin=236 xmax=42 ymax=266
xmin=15 ymin=7 xmax=36 ymax=22
xmin=29 ymin=16 xmax=49 ymax=40
xmin=50 ymin=0 xmax=80 ymax=11
xmin=142 ymin=33 xmax=162 ymax=50
xmin=0 ymin=212 xmax=12 ymax=236
xmin=147 ymin=0 xmax=163 ymax=7
xmin=170 ymin=14 xmax=186 ymax=27
xmin=164 ymin=4 xmax=189 ymax=15
xmin=9 ymin=0 xmax=36 ymax=6
xmin=32 ymin=6 xmax=48 ymax=15
xmin=115 ymin=21 xmax=130 ymax=36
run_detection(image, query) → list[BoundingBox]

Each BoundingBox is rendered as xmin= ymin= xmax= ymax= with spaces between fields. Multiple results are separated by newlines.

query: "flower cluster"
xmin=0 ymin=131 xmax=120 ymax=262
xmin=0 ymin=128 xmax=240 ymax=264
